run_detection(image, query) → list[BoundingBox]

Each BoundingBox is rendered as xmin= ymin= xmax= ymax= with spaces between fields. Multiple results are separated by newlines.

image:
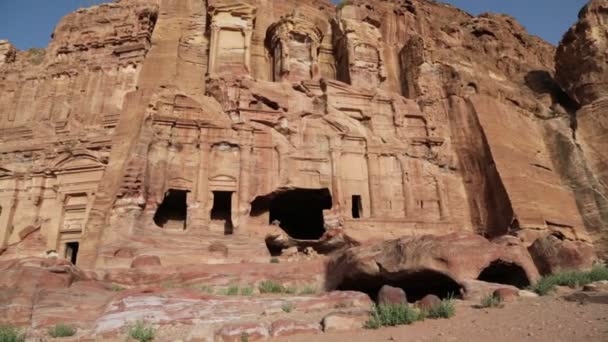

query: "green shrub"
xmin=240 ymin=287 xmax=254 ymax=296
xmin=110 ymin=284 xmax=125 ymax=292
xmin=364 ymin=304 xmax=423 ymax=329
xmin=299 ymin=286 xmax=317 ymax=295
xmin=281 ymin=302 xmax=295 ymax=313
xmin=424 ymin=298 xmax=456 ymax=319
xmin=226 ymin=285 xmax=240 ymax=296
xmin=128 ymin=321 xmax=155 ymax=342
xmin=191 ymin=284 xmax=214 ymax=294
xmin=270 ymin=257 xmax=280 ymax=264
xmin=480 ymin=294 xmax=502 ymax=308
xmin=258 ymin=280 xmax=285 ymax=294
xmin=240 ymin=332 xmax=249 ymax=342
xmin=285 ymin=287 xmax=297 ymax=294
xmin=531 ymin=265 xmax=608 ymax=295
xmin=48 ymin=324 xmax=76 ymax=338
xmin=0 ymin=325 xmax=25 ymax=342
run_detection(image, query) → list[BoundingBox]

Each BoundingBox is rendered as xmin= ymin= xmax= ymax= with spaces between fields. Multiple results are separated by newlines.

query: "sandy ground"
xmin=274 ymin=295 xmax=608 ymax=342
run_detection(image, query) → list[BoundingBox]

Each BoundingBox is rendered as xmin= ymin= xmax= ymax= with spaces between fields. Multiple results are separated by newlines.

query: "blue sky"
xmin=0 ymin=0 xmax=588 ymax=50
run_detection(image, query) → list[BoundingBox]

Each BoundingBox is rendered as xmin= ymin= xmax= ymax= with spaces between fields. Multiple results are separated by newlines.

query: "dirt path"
xmin=275 ymin=296 xmax=608 ymax=342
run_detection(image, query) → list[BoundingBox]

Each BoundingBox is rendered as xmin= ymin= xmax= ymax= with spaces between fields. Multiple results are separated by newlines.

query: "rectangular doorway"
xmin=352 ymin=195 xmax=362 ymax=219
xmin=211 ymin=191 xmax=234 ymax=234
xmin=65 ymin=242 xmax=79 ymax=264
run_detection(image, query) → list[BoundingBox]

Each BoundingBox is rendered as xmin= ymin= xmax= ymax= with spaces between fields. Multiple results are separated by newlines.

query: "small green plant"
xmin=530 ymin=265 xmax=608 ymax=295
xmin=0 ymin=325 xmax=25 ymax=342
xmin=224 ymin=285 xmax=239 ymax=296
xmin=191 ymin=284 xmax=214 ymax=294
xmin=425 ymin=298 xmax=456 ymax=319
xmin=240 ymin=332 xmax=249 ymax=342
xmin=281 ymin=302 xmax=295 ymax=313
xmin=299 ymin=286 xmax=317 ymax=295
xmin=364 ymin=304 xmax=423 ymax=329
xmin=128 ymin=321 xmax=155 ymax=342
xmin=258 ymin=280 xmax=285 ymax=294
xmin=270 ymin=257 xmax=280 ymax=264
xmin=285 ymin=287 xmax=297 ymax=294
xmin=240 ymin=287 xmax=254 ymax=296
xmin=110 ymin=284 xmax=125 ymax=292
xmin=480 ymin=294 xmax=502 ymax=308
xmin=48 ymin=324 xmax=76 ymax=338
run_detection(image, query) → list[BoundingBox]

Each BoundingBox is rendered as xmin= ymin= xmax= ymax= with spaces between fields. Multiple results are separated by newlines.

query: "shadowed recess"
xmin=337 ymin=269 xmax=463 ymax=303
xmin=477 ymin=260 xmax=530 ymax=288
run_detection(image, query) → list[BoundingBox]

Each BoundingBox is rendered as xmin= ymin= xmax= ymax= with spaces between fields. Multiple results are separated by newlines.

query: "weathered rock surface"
xmin=0 ymin=0 xmax=605 ymax=339
xmin=377 ymin=285 xmax=407 ymax=305
xmin=556 ymin=0 xmax=608 ymax=259
xmin=528 ymin=233 xmax=597 ymax=275
xmin=0 ymin=0 xmax=598 ymax=270
xmin=327 ymin=233 xmax=540 ymax=300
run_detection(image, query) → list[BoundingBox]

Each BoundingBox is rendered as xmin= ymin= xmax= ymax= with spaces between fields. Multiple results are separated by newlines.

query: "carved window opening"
xmin=211 ymin=191 xmax=233 ymax=235
xmin=352 ymin=195 xmax=362 ymax=219
xmin=153 ymin=189 xmax=188 ymax=230
xmin=477 ymin=260 xmax=530 ymax=288
xmin=337 ymin=269 xmax=462 ymax=303
xmin=268 ymin=188 xmax=332 ymax=240
xmin=65 ymin=242 xmax=79 ymax=264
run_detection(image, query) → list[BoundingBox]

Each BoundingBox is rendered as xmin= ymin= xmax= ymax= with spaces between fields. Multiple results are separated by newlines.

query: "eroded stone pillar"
xmin=367 ymin=152 xmax=380 ymax=217
xmin=330 ymin=137 xmax=343 ymax=214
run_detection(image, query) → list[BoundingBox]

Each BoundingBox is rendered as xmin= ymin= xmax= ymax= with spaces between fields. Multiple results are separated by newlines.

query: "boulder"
xmin=493 ymin=288 xmax=519 ymax=302
xmin=377 ymin=285 xmax=407 ymax=305
xmin=528 ymin=234 xmax=596 ymax=275
xmin=461 ymin=279 xmax=519 ymax=301
xmin=416 ymin=294 xmax=441 ymax=311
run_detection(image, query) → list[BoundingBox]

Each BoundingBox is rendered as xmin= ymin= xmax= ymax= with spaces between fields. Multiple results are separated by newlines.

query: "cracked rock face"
xmin=556 ymin=0 xmax=608 ymax=258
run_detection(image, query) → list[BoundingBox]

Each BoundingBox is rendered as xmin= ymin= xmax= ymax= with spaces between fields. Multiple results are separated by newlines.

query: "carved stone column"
xmin=397 ymin=155 xmax=413 ymax=218
xmin=236 ymin=129 xmax=253 ymax=232
xmin=330 ymin=137 xmax=343 ymax=214
xmin=367 ymin=151 xmax=380 ymax=217
xmin=196 ymin=129 xmax=211 ymax=227
xmin=208 ymin=25 xmax=220 ymax=76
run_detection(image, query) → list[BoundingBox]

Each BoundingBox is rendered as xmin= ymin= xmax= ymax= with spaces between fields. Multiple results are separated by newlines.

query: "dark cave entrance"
xmin=153 ymin=189 xmax=188 ymax=230
xmin=477 ymin=260 xmax=530 ymax=288
xmin=351 ymin=195 xmax=362 ymax=219
xmin=211 ymin=191 xmax=234 ymax=235
xmin=65 ymin=242 xmax=79 ymax=265
xmin=337 ymin=269 xmax=463 ymax=303
xmin=252 ymin=188 xmax=332 ymax=240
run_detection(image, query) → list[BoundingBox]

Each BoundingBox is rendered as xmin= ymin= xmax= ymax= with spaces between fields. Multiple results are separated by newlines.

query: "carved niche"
xmin=266 ymin=13 xmax=323 ymax=82
xmin=207 ymin=2 xmax=256 ymax=77
xmin=334 ymin=15 xmax=387 ymax=89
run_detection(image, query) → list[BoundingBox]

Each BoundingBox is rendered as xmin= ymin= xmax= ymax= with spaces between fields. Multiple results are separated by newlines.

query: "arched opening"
xmin=251 ymin=188 xmax=332 ymax=240
xmin=337 ymin=269 xmax=463 ymax=303
xmin=477 ymin=260 xmax=530 ymax=288
xmin=153 ymin=189 xmax=188 ymax=230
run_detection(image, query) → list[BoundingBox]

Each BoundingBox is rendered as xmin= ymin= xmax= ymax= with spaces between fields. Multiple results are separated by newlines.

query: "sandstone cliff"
xmin=0 ymin=0 xmax=603 ymax=270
